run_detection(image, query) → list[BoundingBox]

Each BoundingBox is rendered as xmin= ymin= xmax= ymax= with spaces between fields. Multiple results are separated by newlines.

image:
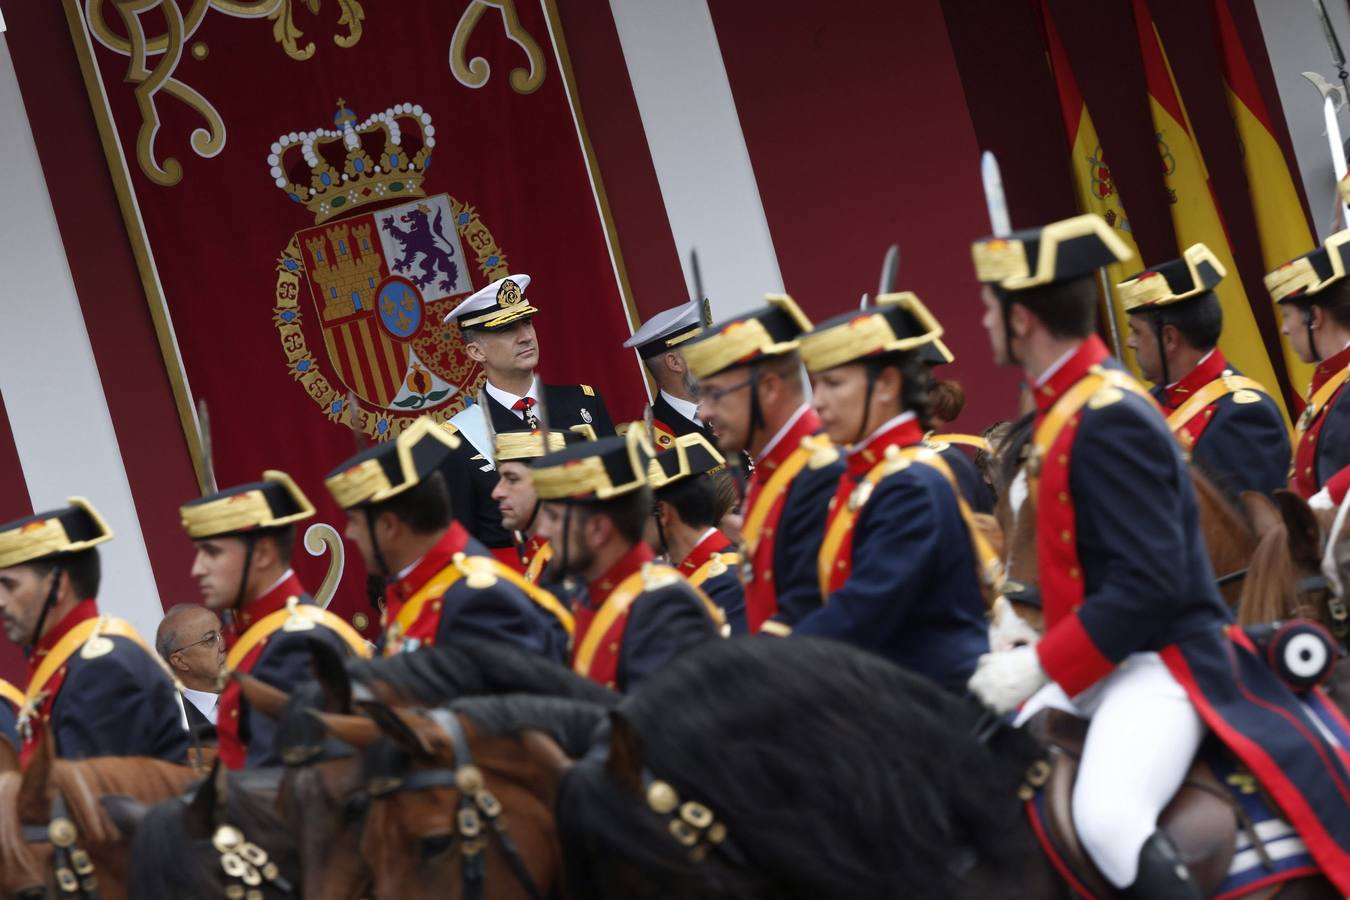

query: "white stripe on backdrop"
xmin=0 ymin=34 xmax=164 ymax=640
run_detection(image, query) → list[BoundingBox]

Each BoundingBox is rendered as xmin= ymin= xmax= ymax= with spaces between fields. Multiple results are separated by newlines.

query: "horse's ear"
xmin=100 ymin=795 xmax=148 ymax=839
xmin=0 ymin=735 xmax=21 ymax=773
xmin=16 ymin=733 xmax=54 ymax=823
xmin=310 ymin=709 xmax=382 ymax=749
xmin=356 ymin=700 xmax=436 ymax=760
xmin=183 ymin=758 xmax=224 ymax=840
xmin=604 ymin=711 xmax=643 ymax=797
xmin=307 ymin=637 xmax=352 ymax=713
xmin=1274 ymin=490 xmax=1322 ymax=562
xmin=1242 ymin=491 xmax=1283 ymax=538
xmin=235 ymin=671 xmax=289 ymax=720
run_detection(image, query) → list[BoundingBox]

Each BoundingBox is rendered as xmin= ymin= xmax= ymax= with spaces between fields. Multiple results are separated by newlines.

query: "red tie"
xmin=513 ymin=397 xmax=539 ymax=428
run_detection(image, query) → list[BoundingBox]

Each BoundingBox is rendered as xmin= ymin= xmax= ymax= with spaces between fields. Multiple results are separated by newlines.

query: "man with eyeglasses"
xmin=681 ymin=296 xmax=842 ymax=635
xmin=180 ymin=471 xmax=370 ymax=768
xmin=155 ymin=604 xmax=226 ymax=741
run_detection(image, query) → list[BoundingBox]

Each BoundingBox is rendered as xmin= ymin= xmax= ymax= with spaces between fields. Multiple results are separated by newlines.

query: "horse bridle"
xmin=19 ymin=790 xmax=97 ymax=900
xmin=365 ymin=709 xmax=542 ymax=900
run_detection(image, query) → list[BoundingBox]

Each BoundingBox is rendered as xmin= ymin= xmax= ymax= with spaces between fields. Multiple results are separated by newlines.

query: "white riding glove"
xmin=1308 ymin=487 xmax=1335 ymax=512
xmin=988 ymin=595 xmax=1040 ymax=653
xmin=967 ymin=645 xmax=1049 ymax=714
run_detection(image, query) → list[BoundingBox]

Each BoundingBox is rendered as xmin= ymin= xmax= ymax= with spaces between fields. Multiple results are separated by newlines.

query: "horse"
xmin=187 ymin=639 xmax=616 ymax=900
xmin=123 ymin=762 xmax=298 ymax=900
xmin=312 ymin=696 xmax=597 ymax=900
xmin=0 ymin=736 xmax=199 ymax=900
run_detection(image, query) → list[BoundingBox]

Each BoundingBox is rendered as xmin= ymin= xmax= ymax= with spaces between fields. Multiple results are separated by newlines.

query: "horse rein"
xmin=18 ymin=791 xmax=97 ymax=900
xmin=364 ymin=709 xmax=543 ymax=900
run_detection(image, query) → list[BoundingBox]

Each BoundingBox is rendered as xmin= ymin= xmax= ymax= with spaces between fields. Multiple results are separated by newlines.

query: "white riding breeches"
xmin=1015 ymin=651 xmax=1206 ymax=888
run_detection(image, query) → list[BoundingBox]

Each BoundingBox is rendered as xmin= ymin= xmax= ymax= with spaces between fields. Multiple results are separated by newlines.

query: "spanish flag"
xmin=1040 ymin=5 xmax=1145 ymax=376
xmin=1132 ymin=0 xmax=1290 ymax=422
xmin=1210 ymin=0 xmax=1315 ymax=400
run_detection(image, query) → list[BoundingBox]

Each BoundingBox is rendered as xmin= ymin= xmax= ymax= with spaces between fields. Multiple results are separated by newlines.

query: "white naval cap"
xmin=623 ymin=298 xmax=708 ymax=358
xmin=444 ymin=273 xmax=538 ymax=329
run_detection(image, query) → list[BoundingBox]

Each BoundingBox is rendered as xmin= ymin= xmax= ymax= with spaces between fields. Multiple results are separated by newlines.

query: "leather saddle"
xmin=1024 ymin=709 xmax=1240 ymax=898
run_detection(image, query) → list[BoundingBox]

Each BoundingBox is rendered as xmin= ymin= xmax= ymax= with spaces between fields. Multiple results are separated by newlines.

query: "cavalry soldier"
xmin=623 ymin=298 xmax=711 ymax=449
xmin=530 ymin=429 xmax=724 ymax=689
xmin=439 ymin=274 xmax=616 ymax=566
xmin=967 ymin=213 xmax=1350 ymax=896
xmin=179 ymin=471 xmax=370 ymax=768
xmin=682 ymin=296 xmax=841 ymax=634
xmin=1118 ymin=243 xmax=1289 ymax=500
xmin=489 ymin=425 xmax=595 ymax=584
xmin=325 ymin=418 xmax=571 ymax=661
xmin=0 ymin=498 xmax=187 ymax=764
xmin=646 ymin=432 xmax=747 ymax=633
xmin=1265 ymin=230 xmax=1350 ymax=510
xmin=0 ymin=678 xmax=20 ymax=750
xmin=788 ymin=292 xmax=993 ymax=691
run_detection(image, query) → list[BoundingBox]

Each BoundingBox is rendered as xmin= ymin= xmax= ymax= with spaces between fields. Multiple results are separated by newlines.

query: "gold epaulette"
xmin=881 ymin=443 xmax=913 ymax=476
xmin=453 ymin=553 xmax=501 ymax=589
xmin=641 ymin=562 xmax=682 ymax=590
xmin=805 ymin=434 xmax=840 ymax=470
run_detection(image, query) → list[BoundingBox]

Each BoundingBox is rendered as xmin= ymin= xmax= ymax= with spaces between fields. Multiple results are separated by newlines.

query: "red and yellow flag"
xmin=1132 ymin=0 xmax=1290 ymax=422
xmin=1040 ymin=5 xmax=1145 ymax=376
xmin=1210 ymin=0 xmax=1315 ymax=399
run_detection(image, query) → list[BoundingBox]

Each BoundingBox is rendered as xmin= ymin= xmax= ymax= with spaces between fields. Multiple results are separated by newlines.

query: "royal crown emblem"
xmin=270 ymin=100 xmax=513 ymax=440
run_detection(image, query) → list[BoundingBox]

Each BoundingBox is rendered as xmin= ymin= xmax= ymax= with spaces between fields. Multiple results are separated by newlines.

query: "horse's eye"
xmin=419 ymin=833 xmax=455 ymax=860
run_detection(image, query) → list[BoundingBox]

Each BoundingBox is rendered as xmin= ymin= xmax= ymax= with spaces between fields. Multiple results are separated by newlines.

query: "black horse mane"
xmin=350 ymin=639 xmax=620 ymax=707
xmin=557 ymin=637 xmax=1042 ymax=900
xmin=451 ymin=694 xmax=610 ymax=757
xmin=127 ymin=768 xmax=297 ymax=900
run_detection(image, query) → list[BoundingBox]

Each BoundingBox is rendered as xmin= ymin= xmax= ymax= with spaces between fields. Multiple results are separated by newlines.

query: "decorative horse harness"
xmin=364 ymin=709 xmax=543 ymax=900
xmin=19 ymin=790 xmax=98 ymax=900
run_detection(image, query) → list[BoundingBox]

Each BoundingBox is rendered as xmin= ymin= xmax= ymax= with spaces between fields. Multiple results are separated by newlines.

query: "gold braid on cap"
xmin=798 ymin=293 xmax=944 ymax=374
xmin=532 ymin=426 xmax=652 ymax=501
xmin=0 ymin=498 xmax=113 ymax=569
xmin=973 ymin=214 xmax=1131 ymax=290
xmin=682 ymin=295 xmax=812 ymax=379
xmin=180 ymin=471 xmax=316 ymax=539
xmin=324 ymin=418 xmax=460 ymax=509
xmin=1266 ymin=228 xmax=1350 ymax=303
xmin=494 ymin=431 xmax=565 ymax=462
xmin=1117 ymin=243 xmax=1225 ymax=312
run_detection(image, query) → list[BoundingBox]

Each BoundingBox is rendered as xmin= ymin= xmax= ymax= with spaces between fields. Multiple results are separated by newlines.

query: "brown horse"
xmin=314 ymin=701 xmax=568 ymax=900
xmin=0 ymin=736 xmax=198 ymax=900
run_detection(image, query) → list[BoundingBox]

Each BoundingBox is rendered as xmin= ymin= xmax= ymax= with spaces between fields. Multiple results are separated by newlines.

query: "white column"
xmin=0 ymin=34 xmax=164 ymax=639
xmin=608 ymin=0 xmax=784 ymax=319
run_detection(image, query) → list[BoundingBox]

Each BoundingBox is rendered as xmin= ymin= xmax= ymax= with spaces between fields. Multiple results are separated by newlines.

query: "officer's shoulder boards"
xmin=580 ymin=384 xmax=595 ymax=397
xmin=640 ymin=563 xmax=681 ymax=591
xmin=453 ymin=553 xmax=500 ymax=590
xmin=881 ymin=444 xmax=911 ymax=476
xmin=1087 ymin=385 xmax=1124 ymax=410
xmin=804 ymin=434 xmax=840 ymax=470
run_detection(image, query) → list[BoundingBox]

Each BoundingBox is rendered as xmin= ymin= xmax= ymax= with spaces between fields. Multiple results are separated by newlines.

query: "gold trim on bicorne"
xmin=799 ymin=293 xmax=944 ymax=373
xmin=0 ymin=679 xmax=24 ymax=710
xmin=0 ymin=498 xmax=114 ymax=569
xmin=1266 ymin=228 xmax=1350 ymax=302
xmin=24 ymin=617 xmax=153 ymax=712
xmin=816 ymin=447 xmax=1003 ymax=604
xmin=495 ymin=431 xmax=565 ymax=462
xmin=971 ymin=239 xmax=1030 ymax=284
xmin=533 ymin=427 xmax=653 ymax=501
xmin=180 ymin=470 xmax=317 ymax=539
xmin=1166 ymin=375 xmax=1273 ymax=440
xmin=1297 ymin=366 xmax=1350 ymax=439
xmin=325 ymin=418 xmax=461 ymax=509
xmin=573 ymin=565 xmax=723 ymax=677
xmin=225 ymin=600 xmax=372 ymax=671
xmin=741 ymin=438 xmax=819 ymax=554
xmin=928 ymin=433 xmax=992 ymax=453
xmin=688 ymin=552 xmax=740 ymax=588
xmin=1117 ymin=243 xmax=1226 ymax=312
xmin=973 ymin=214 xmax=1131 ymax=291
